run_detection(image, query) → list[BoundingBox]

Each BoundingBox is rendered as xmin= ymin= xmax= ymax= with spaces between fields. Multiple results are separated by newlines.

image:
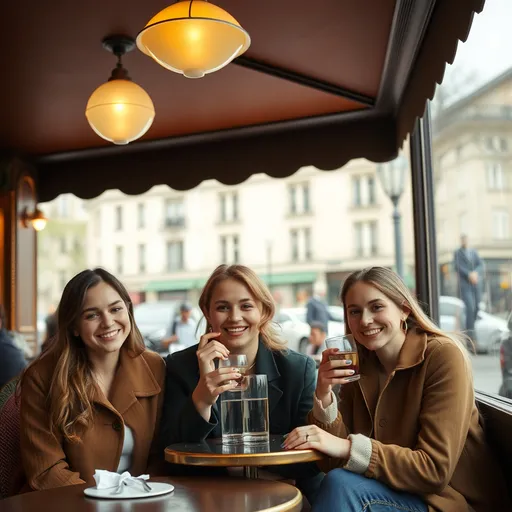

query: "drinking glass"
xmin=325 ymin=335 xmax=360 ymax=382
xmin=220 ymin=385 xmax=244 ymax=444
xmin=218 ymin=354 xmax=248 ymax=388
xmin=241 ymin=374 xmax=269 ymax=444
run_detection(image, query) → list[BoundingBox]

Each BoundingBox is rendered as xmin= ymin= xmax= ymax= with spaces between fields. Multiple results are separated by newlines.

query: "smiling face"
xmin=207 ymin=278 xmax=262 ymax=353
xmin=74 ymin=280 xmax=131 ymax=356
xmin=345 ymin=281 xmax=409 ymax=356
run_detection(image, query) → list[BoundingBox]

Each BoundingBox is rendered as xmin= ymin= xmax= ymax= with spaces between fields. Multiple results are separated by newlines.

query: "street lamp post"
xmin=377 ymin=155 xmax=408 ymax=278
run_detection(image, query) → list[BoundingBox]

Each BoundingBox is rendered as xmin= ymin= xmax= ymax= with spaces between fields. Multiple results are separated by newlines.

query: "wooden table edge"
xmin=164 ymin=447 xmax=324 ymax=467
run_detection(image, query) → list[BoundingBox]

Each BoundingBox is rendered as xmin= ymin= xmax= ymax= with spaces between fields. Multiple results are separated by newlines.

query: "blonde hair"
xmin=340 ymin=266 xmax=472 ymax=367
xmin=199 ymin=264 xmax=286 ymax=351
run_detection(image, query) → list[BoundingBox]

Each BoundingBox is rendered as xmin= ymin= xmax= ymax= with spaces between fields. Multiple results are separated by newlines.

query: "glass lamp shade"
xmin=377 ymin=155 xmax=408 ymax=199
xmin=136 ymin=0 xmax=251 ymax=79
xmin=86 ymin=79 xmax=155 ymax=145
xmin=32 ymin=216 xmax=47 ymax=231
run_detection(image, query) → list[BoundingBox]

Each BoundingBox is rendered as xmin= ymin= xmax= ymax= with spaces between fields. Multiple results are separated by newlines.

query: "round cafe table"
xmin=2 ymin=476 xmax=302 ymax=512
xmin=165 ymin=434 xmax=324 ymax=479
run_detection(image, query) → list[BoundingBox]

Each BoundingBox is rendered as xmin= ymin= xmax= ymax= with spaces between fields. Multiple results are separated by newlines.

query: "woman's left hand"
xmin=282 ymin=425 xmax=351 ymax=460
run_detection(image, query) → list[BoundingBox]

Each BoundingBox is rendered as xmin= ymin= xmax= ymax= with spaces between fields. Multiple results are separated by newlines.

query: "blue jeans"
xmin=312 ymin=469 xmax=427 ymax=512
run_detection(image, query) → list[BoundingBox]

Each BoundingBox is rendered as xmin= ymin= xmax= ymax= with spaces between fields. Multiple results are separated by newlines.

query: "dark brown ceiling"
xmin=0 ymin=0 xmax=484 ymax=200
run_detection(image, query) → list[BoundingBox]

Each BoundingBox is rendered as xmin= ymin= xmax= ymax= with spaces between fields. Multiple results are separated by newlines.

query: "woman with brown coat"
xmin=284 ymin=266 xmax=509 ymax=511
xmin=20 ymin=268 xmax=165 ymax=491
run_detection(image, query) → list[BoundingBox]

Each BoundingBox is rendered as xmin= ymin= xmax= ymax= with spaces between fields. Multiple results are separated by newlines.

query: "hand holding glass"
xmin=218 ymin=354 xmax=248 ymax=387
xmin=325 ymin=335 xmax=360 ymax=382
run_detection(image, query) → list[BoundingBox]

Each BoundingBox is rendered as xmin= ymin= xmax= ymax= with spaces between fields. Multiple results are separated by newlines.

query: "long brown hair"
xmin=199 ymin=264 xmax=286 ymax=351
xmin=340 ymin=266 xmax=471 ymax=366
xmin=28 ymin=268 xmax=145 ymax=442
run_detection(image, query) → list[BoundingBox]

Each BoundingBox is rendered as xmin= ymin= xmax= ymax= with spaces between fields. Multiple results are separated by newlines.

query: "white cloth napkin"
xmin=93 ymin=470 xmax=151 ymax=494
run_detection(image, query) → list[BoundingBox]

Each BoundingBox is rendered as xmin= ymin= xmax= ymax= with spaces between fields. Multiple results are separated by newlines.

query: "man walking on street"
xmin=306 ymin=284 xmax=329 ymax=335
xmin=453 ymin=234 xmax=482 ymax=341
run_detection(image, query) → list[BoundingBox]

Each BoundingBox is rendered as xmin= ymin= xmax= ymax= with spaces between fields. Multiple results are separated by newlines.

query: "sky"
xmin=442 ymin=0 xmax=512 ymax=93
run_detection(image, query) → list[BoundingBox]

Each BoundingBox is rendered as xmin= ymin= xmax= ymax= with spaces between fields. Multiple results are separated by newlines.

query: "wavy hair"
xmin=340 ymin=266 xmax=472 ymax=367
xmin=199 ymin=264 xmax=286 ymax=351
xmin=27 ymin=268 xmax=145 ymax=442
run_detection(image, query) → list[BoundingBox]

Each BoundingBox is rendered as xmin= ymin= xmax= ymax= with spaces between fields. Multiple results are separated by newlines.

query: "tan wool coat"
xmin=20 ymin=348 xmax=165 ymax=491
xmin=310 ymin=329 xmax=510 ymax=512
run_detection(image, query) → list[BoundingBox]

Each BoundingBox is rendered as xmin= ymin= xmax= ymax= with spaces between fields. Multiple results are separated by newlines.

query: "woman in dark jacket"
xmin=159 ymin=264 xmax=323 ymax=504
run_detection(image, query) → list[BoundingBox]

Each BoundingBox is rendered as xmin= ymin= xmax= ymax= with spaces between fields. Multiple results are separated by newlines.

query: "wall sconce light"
xmin=137 ymin=0 xmax=251 ymax=79
xmin=86 ymin=35 xmax=155 ymax=145
xmin=21 ymin=207 xmax=48 ymax=231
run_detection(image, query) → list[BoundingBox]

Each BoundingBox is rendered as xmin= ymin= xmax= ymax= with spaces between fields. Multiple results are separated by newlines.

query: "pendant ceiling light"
xmin=86 ymin=35 xmax=155 ymax=145
xmin=136 ymin=0 xmax=251 ymax=79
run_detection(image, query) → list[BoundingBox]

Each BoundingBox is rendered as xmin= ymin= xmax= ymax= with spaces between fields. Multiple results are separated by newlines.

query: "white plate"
xmin=84 ymin=482 xmax=174 ymax=500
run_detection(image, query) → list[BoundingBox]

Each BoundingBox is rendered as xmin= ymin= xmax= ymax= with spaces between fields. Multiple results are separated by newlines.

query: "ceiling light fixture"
xmin=136 ymin=0 xmax=251 ymax=79
xmin=86 ymin=35 xmax=155 ymax=145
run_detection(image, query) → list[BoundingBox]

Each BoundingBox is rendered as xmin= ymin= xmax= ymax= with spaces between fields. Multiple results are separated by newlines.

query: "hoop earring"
xmin=401 ymin=319 xmax=408 ymax=335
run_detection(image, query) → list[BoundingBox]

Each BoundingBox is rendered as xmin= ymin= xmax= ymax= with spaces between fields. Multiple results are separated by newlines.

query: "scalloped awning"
xmin=0 ymin=0 xmax=484 ymax=201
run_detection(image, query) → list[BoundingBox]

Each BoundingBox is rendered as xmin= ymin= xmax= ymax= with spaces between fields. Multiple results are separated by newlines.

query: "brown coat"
xmin=20 ymin=348 xmax=165 ymax=491
xmin=310 ymin=329 xmax=510 ymax=512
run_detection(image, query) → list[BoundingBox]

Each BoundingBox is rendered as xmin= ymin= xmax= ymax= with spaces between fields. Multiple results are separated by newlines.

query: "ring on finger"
xmin=306 ymin=433 xmax=309 ymax=442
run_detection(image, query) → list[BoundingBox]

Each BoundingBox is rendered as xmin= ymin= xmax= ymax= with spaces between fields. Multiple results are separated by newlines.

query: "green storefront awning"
xmin=260 ymin=271 xmax=317 ymax=286
xmin=145 ymin=278 xmax=200 ymax=292
xmin=145 ymin=271 xmax=317 ymax=292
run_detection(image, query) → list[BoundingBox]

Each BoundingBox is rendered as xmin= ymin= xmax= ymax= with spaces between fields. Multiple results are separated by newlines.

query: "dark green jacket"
xmin=159 ymin=339 xmax=323 ymax=503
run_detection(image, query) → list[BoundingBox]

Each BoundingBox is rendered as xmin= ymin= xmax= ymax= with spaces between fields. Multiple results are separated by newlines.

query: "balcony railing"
xmin=434 ymin=105 xmax=512 ymax=132
xmin=164 ymin=217 xmax=186 ymax=228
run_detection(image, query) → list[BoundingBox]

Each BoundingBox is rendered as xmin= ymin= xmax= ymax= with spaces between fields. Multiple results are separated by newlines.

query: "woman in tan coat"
xmin=20 ymin=268 xmax=165 ymax=491
xmin=284 ymin=266 xmax=509 ymax=511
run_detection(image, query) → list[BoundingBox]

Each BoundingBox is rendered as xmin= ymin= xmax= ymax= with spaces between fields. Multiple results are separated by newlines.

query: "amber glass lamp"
xmin=86 ymin=35 xmax=155 ymax=145
xmin=137 ymin=0 xmax=251 ymax=79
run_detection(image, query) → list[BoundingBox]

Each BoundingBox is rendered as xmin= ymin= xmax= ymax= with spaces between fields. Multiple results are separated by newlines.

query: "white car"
xmin=439 ymin=296 xmax=508 ymax=354
xmin=274 ymin=307 xmax=344 ymax=354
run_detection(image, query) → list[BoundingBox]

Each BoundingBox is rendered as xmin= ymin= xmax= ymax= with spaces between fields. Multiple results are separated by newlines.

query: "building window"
xmin=486 ymin=162 xmax=505 ymax=190
xmin=354 ymin=221 xmax=378 ymax=257
xmin=57 ymin=195 xmax=70 ymax=218
xmin=484 ymin=135 xmax=508 ymax=153
xmin=138 ymin=244 xmax=146 ymax=273
xmin=137 ymin=203 xmax=145 ymax=229
xmin=289 ymin=183 xmax=311 ymax=215
xmin=116 ymin=246 xmax=123 ymax=275
xmin=290 ymin=227 xmax=312 ymax=262
xmin=115 ymin=206 xmax=123 ymax=231
xmin=220 ymin=234 xmax=240 ymax=264
xmin=165 ymin=199 xmax=185 ymax=227
xmin=492 ymin=209 xmax=509 ymax=240
xmin=220 ymin=192 xmax=239 ymax=223
xmin=167 ymin=241 xmax=184 ymax=271
xmin=352 ymin=177 xmax=362 ymax=207
xmin=368 ymin=176 xmax=376 ymax=205
xmin=352 ymin=175 xmax=377 ymax=207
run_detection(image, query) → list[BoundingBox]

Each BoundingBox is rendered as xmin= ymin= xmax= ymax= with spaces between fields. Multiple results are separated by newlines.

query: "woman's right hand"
xmin=316 ymin=348 xmax=356 ymax=408
xmin=192 ymin=332 xmax=241 ymax=417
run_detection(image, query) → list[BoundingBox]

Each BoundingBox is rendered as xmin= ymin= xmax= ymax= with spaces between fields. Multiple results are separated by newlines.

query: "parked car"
xmin=499 ymin=313 xmax=512 ymax=399
xmin=133 ymin=301 xmax=202 ymax=356
xmin=274 ymin=307 xmax=344 ymax=354
xmin=439 ymin=296 xmax=508 ymax=354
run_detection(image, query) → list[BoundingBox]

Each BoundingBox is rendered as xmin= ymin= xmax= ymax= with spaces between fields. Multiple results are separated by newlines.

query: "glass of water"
xmin=242 ymin=374 xmax=269 ymax=444
xmin=220 ymin=385 xmax=244 ymax=444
